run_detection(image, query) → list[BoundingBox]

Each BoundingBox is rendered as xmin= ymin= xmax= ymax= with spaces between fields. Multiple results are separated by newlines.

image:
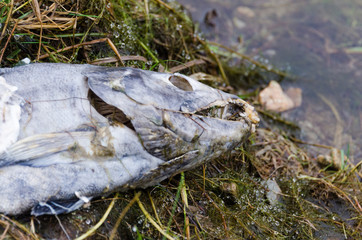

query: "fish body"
xmin=0 ymin=63 xmax=259 ymax=215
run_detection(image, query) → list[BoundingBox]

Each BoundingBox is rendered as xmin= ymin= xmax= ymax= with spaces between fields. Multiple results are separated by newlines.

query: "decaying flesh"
xmin=0 ymin=63 xmax=259 ymax=215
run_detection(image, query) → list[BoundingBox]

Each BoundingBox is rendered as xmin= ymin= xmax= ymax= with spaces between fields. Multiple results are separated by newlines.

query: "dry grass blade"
xmin=0 ymin=220 xmax=10 ymax=240
xmin=106 ymin=38 xmax=124 ymax=66
xmin=16 ymin=2 xmax=77 ymax=31
xmin=153 ymin=0 xmax=175 ymax=12
xmin=0 ymin=20 xmax=18 ymax=64
xmin=38 ymin=38 xmax=120 ymax=61
xmin=30 ymin=0 xmax=43 ymax=60
xmin=144 ymin=0 xmax=150 ymax=20
xmin=75 ymin=193 xmax=119 ymax=240
xmin=91 ymin=55 xmax=148 ymax=65
xmin=349 ymin=160 xmax=362 ymax=179
xmin=208 ymin=50 xmax=229 ymax=85
xmin=169 ymin=59 xmax=206 ymax=73
xmin=109 ymin=192 xmax=141 ymax=240
xmin=0 ymin=0 xmax=14 ymax=39
xmin=289 ymin=136 xmax=334 ymax=149
xmin=17 ymin=18 xmax=76 ymax=30
xmin=31 ymin=0 xmax=42 ymax=22
xmin=148 ymin=192 xmax=162 ymax=225
xmin=136 ymin=194 xmax=176 ymax=240
xmin=0 ymin=215 xmax=39 ymax=239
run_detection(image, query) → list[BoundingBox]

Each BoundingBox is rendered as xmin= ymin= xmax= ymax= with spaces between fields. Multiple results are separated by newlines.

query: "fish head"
xmin=86 ymin=67 xmax=259 ymax=172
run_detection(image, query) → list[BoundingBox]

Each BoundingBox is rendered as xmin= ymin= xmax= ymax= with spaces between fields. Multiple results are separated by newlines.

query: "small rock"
xmin=266 ymin=34 xmax=275 ymax=42
xmin=20 ymin=58 xmax=31 ymax=64
xmin=259 ymin=80 xmax=295 ymax=112
xmin=264 ymin=49 xmax=276 ymax=57
xmin=220 ymin=182 xmax=238 ymax=206
xmin=204 ymin=9 xmax=218 ymax=27
xmin=264 ymin=179 xmax=282 ymax=206
xmin=233 ymin=18 xmax=246 ymax=29
xmin=235 ymin=6 xmax=255 ymax=18
xmin=220 ymin=182 xmax=238 ymax=197
xmin=15 ymin=58 xmax=31 ymax=66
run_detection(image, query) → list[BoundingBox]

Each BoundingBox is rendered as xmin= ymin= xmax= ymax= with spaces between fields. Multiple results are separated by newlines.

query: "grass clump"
xmin=0 ymin=0 xmax=209 ymax=74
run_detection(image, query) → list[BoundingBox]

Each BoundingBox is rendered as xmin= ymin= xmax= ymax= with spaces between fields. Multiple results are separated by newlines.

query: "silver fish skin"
xmin=0 ymin=63 xmax=259 ymax=215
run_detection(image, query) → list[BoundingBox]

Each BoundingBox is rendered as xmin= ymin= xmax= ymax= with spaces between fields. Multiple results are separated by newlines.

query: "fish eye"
xmin=168 ymin=75 xmax=193 ymax=91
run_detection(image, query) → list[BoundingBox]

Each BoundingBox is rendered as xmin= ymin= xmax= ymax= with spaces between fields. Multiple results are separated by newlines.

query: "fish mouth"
xmin=89 ymin=88 xmax=259 ymax=130
xmin=85 ymin=68 xmax=259 ymax=132
xmin=194 ymin=98 xmax=259 ymax=125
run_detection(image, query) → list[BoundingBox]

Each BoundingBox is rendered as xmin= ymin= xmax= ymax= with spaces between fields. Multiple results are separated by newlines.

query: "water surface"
xmin=178 ymin=0 xmax=362 ymax=162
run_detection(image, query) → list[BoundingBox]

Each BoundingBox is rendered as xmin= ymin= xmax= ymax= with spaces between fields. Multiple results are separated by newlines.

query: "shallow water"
xmin=178 ymin=0 xmax=362 ymax=162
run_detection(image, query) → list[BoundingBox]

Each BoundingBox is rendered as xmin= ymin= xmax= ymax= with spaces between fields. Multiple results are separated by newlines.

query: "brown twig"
xmin=30 ymin=0 xmax=43 ymax=60
xmin=109 ymin=192 xmax=141 ymax=240
xmin=75 ymin=193 xmax=119 ymax=240
xmin=0 ymin=0 xmax=14 ymax=40
xmin=153 ymin=0 xmax=175 ymax=12
xmin=31 ymin=0 xmax=42 ymax=21
xmin=91 ymin=55 xmax=148 ymax=65
xmin=0 ymin=214 xmax=39 ymax=239
xmin=0 ymin=219 xmax=10 ymax=240
xmin=289 ymin=136 xmax=334 ymax=149
xmin=38 ymin=38 xmax=124 ymax=66
xmin=169 ymin=59 xmax=206 ymax=73
xmin=106 ymin=38 xmax=124 ymax=66
xmin=0 ymin=21 xmax=18 ymax=65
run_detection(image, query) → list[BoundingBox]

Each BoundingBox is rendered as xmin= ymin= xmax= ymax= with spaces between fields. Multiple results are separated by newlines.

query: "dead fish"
xmin=0 ymin=63 xmax=259 ymax=215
